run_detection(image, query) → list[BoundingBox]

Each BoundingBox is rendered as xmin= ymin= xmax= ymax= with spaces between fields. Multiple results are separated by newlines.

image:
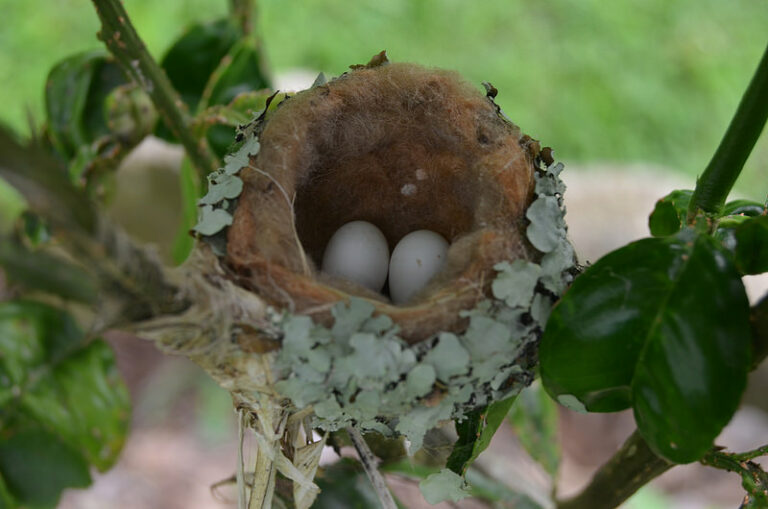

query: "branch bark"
xmin=556 ymin=430 xmax=672 ymax=509
xmin=91 ymin=0 xmax=220 ymax=179
xmin=751 ymin=292 xmax=768 ymax=370
xmin=0 ymin=127 xmax=188 ymax=327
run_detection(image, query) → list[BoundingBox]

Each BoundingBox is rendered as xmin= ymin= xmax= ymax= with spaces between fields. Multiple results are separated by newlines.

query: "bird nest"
xmin=149 ymin=53 xmax=576 ymax=508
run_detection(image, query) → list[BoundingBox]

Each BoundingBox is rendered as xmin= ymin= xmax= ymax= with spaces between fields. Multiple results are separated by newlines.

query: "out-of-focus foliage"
xmin=0 ymin=301 xmax=130 ymax=508
xmin=2 ymin=0 xmax=767 ymax=194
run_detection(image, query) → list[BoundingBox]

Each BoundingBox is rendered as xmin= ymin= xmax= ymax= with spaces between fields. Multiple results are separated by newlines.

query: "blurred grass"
xmin=0 ymin=0 xmax=766 ymax=196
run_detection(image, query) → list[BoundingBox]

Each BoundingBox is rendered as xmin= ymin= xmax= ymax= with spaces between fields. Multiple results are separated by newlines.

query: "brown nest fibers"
xmin=225 ymin=56 xmax=543 ymax=343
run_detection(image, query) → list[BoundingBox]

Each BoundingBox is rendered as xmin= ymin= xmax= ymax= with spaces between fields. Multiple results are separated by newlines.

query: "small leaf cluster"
xmin=541 ymin=189 xmax=768 ymax=463
xmin=0 ymin=301 xmax=130 ymax=508
xmin=43 ymin=50 xmax=156 ymax=200
xmin=158 ymin=18 xmax=270 ymax=157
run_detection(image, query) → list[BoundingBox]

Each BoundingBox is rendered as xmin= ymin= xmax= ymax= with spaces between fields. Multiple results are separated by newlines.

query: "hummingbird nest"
xmin=150 ymin=52 xmax=575 ymax=508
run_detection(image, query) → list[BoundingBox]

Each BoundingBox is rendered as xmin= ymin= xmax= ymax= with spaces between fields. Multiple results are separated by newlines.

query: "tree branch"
xmin=91 ymin=0 xmax=220 ymax=178
xmin=556 ymin=430 xmax=672 ymax=509
xmin=0 ymin=127 xmax=188 ymax=327
xmin=751 ymin=292 xmax=768 ymax=370
xmin=230 ymin=0 xmax=255 ymax=36
xmin=687 ymin=40 xmax=768 ymax=221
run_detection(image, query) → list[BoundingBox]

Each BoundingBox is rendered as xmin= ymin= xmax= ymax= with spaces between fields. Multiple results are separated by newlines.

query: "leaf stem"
xmin=687 ymin=41 xmax=768 ymax=221
xmin=90 ymin=0 xmax=220 ymax=178
xmin=346 ymin=427 xmax=398 ymax=509
xmin=556 ymin=430 xmax=672 ymax=509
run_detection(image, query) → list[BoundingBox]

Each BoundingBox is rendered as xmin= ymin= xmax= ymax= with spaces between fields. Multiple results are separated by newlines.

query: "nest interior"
xmin=226 ymin=62 xmax=541 ymax=342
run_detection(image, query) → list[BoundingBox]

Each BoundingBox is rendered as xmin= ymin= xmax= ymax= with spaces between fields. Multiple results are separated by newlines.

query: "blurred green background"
xmin=1 ymin=0 xmax=767 ymax=196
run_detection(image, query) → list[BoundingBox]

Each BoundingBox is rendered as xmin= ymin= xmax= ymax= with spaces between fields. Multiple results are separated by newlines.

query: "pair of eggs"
xmin=321 ymin=221 xmax=449 ymax=304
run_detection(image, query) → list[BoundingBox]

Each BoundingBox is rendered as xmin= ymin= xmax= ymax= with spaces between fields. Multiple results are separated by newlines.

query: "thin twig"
xmin=229 ymin=0 xmax=255 ymax=35
xmin=238 ymin=409 xmax=248 ymax=509
xmin=347 ymin=427 xmax=398 ymax=509
xmin=730 ymin=444 xmax=768 ymax=462
xmin=90 ymin=0 xmax=220 ymax=179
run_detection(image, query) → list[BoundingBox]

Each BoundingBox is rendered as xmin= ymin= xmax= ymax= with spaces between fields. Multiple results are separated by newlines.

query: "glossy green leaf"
xmin=721 ymin=199 xmax=766 ymax=218
xmin=446 ymin=395 xmax=517 ymax=475
xmin=190 ymin=91 xmax=279 ymax=158
xmin=648 ymin=189 xmax=693 ymax=237
xmin=44 ymin=51 xmax=129 ymax=160
xmin=0 ymin=300 xmax=130 ymax=501
xmin=197 ymin=37 xmax=270 ymax=156
xmin=0 ymin=428 xmax=91 ymax=508
xmin=733 ymin=215 xmax=768 ymax=275
xmin=82 ymin=58 xmax=130 ymax=141
xmin=0 ymin=238 xmax=97 ymax=303
xmin=160 ymin=18 xmax=241 ymax=114
xmin=199 ymin=37 xmax=270 ymax=111
xmin=508 ymin=381 xmax=560 ymax=478
xmin=171 ymin=157 xmax=200 ymax=264
xmin=45 ymin=51 xmax=101 ymax=158
xmin=541 ymin=230 xmax=751 ymax=463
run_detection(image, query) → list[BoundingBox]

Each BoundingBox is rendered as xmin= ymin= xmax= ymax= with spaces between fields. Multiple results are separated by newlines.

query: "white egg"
xmin=388 ymin=230 xmax=449 ymax=305
xmin=321 ymin=221 xmax=390 ymax=292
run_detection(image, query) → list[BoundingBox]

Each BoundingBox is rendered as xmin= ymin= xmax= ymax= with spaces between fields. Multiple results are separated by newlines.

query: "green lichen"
xmin=192 ymin=135 xmax=260 ymax=237
xmin=268 ymin=157 xmax=575 ymax=452
xmin=419 ymin=469 xmax=470 ymax=504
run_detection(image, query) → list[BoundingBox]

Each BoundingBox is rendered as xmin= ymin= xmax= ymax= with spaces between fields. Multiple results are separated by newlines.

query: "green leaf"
xmin=541 ymin=230 xmax=751 ymax=463
xmin=44 ymin=51 xmax=129 ymax=160
xmin=197 ymin=37 xmax=270 ymax=156
xmin=508 ymin=381 xmax=560 ymax=478
xmin=0 ymin=238 xmax=97 ymax=303
xmin=0 ymin=428 xmax=91 ymax=507
xmin=160 ymin=18 xmax=241 ymax=114
xmin=732 ymin=215 xmax=768 ymax=275
xmin=0 ymin=179 xmax=25 ymax=235
xmin=199 ymin=37 xmax=270 ymax=110
xmin=0 ymin=473 xmax=17 ymax=508
xmin=446 ymin=395 xmax=517 ymax=475
xmin=648 ymin=190 xmax=693 ymax=237
xmin=171 ymin=157 xmax=201 ymax=264
xmin=0 ymin=300 xmax=130 ymax=505
xmin=721 ymin=199 xmax=766 ymax=217
xmin=45 ymin=51 xmax=101 ymax=158
xmin=81 ymin=58 xmax=131 ymax=141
